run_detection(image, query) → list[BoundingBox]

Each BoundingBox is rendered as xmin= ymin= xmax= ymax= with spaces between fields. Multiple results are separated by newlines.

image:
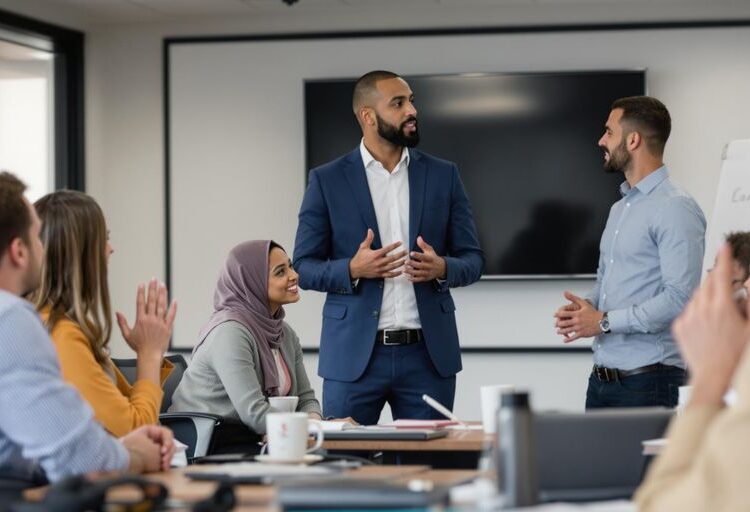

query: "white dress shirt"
xmin=360 ymin=140 xmax=421 ymax=331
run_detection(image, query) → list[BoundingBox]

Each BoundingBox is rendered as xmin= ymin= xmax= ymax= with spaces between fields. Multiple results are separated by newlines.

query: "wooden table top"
xmin=323 ymin=427 xmax=491 ymax=452
xmin=26 ymin=464 xmax=478 ymax=511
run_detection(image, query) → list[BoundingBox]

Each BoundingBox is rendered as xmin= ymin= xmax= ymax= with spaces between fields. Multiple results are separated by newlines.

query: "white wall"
xmin=167 ymin=36 xmax=610 ymax=352
xmin=167 ymin=27 xmax=750 ymax=355
xmin=76 ymin=9 xmax=750 ymax=419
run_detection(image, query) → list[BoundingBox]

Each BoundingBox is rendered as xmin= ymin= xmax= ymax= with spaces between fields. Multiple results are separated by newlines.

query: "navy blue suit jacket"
xmin=293 ymin=147 xmax=483 ymax=382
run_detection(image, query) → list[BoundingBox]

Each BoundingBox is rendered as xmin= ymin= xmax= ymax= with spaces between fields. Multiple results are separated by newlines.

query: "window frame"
xmin=0 ymin=8 xmax=85 ymax=191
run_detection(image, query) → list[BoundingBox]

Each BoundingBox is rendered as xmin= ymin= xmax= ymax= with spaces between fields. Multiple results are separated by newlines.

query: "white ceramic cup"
xmin=677 ymin=385 xmax=692 ymax=411
xmin=480 ymin=384 xmax=515 ymax=433
xmin=268 ymin=395 xmax=299 ymax=413
xmin=265 ymin=412 xmax=324 ymax=461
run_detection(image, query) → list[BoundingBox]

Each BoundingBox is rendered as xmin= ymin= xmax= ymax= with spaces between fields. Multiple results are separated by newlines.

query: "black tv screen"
xmin=304 ymin=70 xmax=645 ymax=278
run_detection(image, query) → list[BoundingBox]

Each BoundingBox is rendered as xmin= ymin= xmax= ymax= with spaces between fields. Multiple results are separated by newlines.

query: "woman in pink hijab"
xmin=169 ymin=240 xmax=322 ymax=433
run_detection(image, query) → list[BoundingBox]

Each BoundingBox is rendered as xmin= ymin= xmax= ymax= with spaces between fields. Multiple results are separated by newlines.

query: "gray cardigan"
xmin=168 ymin=320 xmax=322 ymax=433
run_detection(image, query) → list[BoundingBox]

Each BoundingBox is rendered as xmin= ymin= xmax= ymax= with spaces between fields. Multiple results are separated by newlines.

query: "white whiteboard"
xmin=167 ymin=26 xmax=750 ymax=350
xmin=703 ymin=139 xmax=750 ymax=272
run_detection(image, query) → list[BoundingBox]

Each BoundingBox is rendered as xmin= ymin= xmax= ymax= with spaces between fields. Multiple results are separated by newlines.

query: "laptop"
xmin=534 ymin=408 xmax=673 ymax=502
xmin=185 ymin=462 xmax=339 ymax=484
xmin=277 ymin=478 xmax=450 ymax=510
xmin=323 ymin=427 xmax=449 ymax=441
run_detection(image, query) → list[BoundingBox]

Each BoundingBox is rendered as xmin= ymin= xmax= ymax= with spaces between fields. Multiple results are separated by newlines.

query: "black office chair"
xmin=533 ymin=407 xmax=673 ymax=503
xmin=112 ymin=354 xmax=187 ymax=413
xmin=112 ymin=355 xmax=261 ymax=460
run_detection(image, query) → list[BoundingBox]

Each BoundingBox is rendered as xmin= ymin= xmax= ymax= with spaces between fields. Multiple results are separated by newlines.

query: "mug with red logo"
xmin=265 ymin=412 xmax=324 ymax=462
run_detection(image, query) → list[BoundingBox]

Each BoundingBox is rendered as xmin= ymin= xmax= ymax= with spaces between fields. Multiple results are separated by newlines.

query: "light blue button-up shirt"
xmin=0 ymin=290 xmax=128 ymax=483
xmin=586 ymin=166 xmax=706 ymax=371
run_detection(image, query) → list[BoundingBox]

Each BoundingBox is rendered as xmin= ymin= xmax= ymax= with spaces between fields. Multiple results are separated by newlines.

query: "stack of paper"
xmin=378 ymin=419 xmax=459 ymax=429
xmin=641 ymin=438 xmax=667 ymax=456
xmin=314 ymin=420 xmax=358 ymax=432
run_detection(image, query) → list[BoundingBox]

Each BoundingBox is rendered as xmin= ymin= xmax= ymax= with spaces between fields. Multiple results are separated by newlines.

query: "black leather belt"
xmin=376 ymin=329 xmax=423 ymax=346
xmin=592 ymin=363 xmax=679 ymax=383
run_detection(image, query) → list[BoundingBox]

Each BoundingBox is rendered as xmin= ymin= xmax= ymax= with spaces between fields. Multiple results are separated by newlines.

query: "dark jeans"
xmin=585 ymin=365 xmax=686 ymax=409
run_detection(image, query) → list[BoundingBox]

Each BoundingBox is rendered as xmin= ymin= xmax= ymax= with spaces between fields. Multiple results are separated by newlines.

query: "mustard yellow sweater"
xmin=41 ymin=309 xmax=172 ymax=437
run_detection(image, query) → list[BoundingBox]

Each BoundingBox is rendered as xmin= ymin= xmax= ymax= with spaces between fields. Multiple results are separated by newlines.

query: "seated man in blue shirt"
xmin=0 ymin=172 xmax=175 ymax=495
xmin=553 ymin=96 xmax=706 ymax=409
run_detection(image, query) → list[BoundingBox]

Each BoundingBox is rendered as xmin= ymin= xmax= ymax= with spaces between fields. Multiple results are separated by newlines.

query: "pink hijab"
xmin=194 ymin=240 xmax=285 ymax=396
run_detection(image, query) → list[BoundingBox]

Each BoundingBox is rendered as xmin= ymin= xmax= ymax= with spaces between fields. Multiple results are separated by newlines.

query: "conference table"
xmin=25 ymin=464 xmax=478 ymax=511
xmin=323 ymin=426 xmax=490 ymax=468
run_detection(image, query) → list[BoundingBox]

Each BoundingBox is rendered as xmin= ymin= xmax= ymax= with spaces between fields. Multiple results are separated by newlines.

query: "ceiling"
xmin=18 ymin=0 xmax=750 ymax=26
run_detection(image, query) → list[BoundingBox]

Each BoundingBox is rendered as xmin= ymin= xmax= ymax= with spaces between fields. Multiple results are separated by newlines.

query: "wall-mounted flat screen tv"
xmin=304 ymin=70 xmax=645 ymax=278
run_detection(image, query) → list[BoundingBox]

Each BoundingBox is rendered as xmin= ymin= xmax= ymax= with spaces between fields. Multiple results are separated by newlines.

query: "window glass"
xmin=0 ymin=39 xmax=54 ymax=201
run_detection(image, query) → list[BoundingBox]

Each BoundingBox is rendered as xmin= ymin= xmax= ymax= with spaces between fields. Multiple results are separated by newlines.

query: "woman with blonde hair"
xmin=30 ymin=190 xmax=177 ymax=437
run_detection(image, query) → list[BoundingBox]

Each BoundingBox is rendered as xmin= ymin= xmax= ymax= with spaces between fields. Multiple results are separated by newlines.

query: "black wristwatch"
xmin=599 ymin=312 xmax=611 ymax=334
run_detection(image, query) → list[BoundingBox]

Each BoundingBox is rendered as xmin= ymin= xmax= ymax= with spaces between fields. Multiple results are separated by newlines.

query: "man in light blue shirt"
xmin=554 ymin=97 xmax=706 ymax=409
xmin=0 ymin=172 xmax=174 ymax=499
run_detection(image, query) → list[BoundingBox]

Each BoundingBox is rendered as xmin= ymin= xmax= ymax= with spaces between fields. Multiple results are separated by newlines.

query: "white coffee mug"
xmin=265 ymin=412 xmax=324 ymax=461
xmin=677 ymin=385 xmax=692 ymax=411
xmin=268 ymin=395 xmax=299 ymax=413
xmin=480 ymin=384 xmax=515 ymax=433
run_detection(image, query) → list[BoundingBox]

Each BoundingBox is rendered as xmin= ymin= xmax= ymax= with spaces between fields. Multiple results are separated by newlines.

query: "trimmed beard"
xmin=603 ymin=138 xmax=630 ymax=174
xmin=376 ymin=113 xmax=420 ymax=148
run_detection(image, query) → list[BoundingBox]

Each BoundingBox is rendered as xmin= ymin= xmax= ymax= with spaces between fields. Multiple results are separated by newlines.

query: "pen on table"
xmin=421 ymin=394 xmax=468 ymax=427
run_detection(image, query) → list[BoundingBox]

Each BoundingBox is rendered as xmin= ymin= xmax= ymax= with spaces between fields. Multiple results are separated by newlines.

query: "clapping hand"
xmin=116 ymin=278 xmax=177 ymax=358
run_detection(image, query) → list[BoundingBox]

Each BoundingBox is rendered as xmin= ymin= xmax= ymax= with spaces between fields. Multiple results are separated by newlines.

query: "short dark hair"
xmin=727 ymin=231 xmax=750 ymax=279
xmin=0 ymin=172 xmax=30 ymax=257
xmin=611 ymin=96 xmax=671 ymax=156
xmin=352 ymin=70 xmax=400 ymax=114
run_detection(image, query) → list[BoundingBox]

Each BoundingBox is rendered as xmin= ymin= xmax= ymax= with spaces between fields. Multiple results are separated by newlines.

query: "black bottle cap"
xmin=501 ymin=391 xmax=530 ymax=408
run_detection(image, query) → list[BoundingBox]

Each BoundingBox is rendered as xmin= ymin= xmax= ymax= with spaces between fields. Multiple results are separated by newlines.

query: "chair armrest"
xmin=158 ymin=413 xmax=262 ymax=460
xmin=159 ymin=412 xmax=222 ymax=460
xmin=159 ymin=412 xmax=224 ymax=423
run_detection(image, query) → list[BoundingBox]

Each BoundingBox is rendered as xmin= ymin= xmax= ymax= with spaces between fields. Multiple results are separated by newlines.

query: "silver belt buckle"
xmin=382 ymin=329 xmax=399 ymax=345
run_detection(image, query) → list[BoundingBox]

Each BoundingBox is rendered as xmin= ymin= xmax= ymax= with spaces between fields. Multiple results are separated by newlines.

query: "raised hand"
xmin=116 ymin=278 xmax=177 ymax=359
xmin=553 ymin=291 xmax=603 ymax=343
xmin=404 ymin=236 xmax=447 ymax=283
xmin=672 ymin=243 xmax=750 ymax=406
xmin=349 ymin=229 xmax=407 ymax=280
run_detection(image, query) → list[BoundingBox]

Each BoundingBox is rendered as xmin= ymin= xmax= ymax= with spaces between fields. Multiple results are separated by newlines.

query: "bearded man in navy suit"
xmin=293 ymin=70 xmax=483 ymax=425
